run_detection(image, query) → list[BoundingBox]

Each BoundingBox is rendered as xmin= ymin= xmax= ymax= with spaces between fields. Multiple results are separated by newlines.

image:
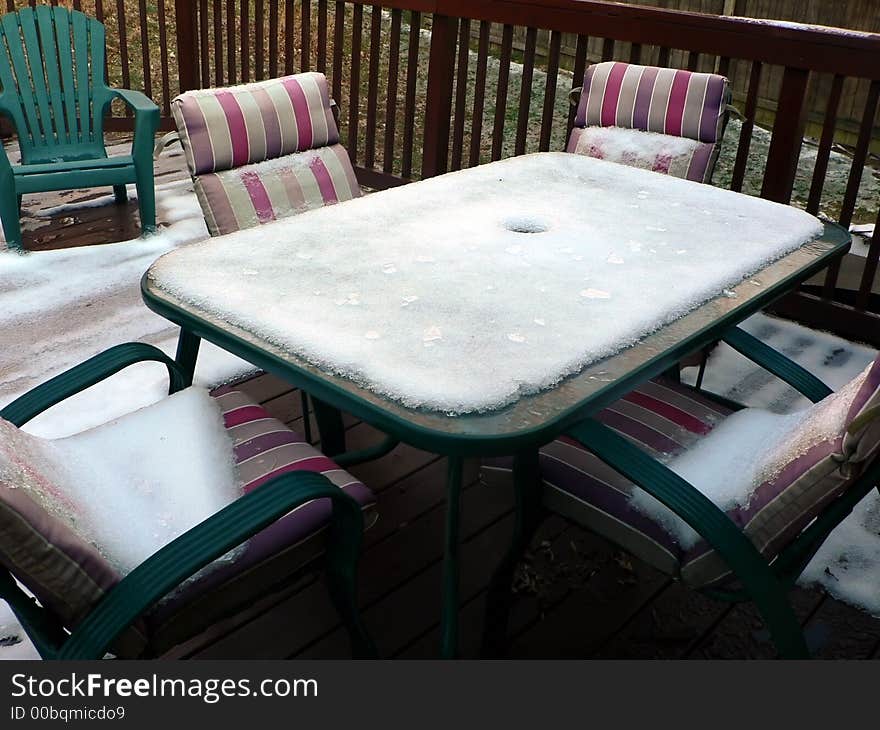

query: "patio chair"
xmin=567 ymin=61 xmax=732 ymax=183
xmin=165 ymin=71 xmax=368 ymax=453
xmin=168 ymin=71 xmax=362 ymax=237
xmin=482 ymin=327 xmax=880 ymax=658
xmin=0 ymin=343 xmax=376 ymax=659
xmin=0 ymin=6 xmax=159 ymax=251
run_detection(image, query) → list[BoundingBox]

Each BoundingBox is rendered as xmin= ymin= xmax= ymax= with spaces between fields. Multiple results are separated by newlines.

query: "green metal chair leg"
xmin=134 ymin=162 xmax=156 ymax=233
xmin=440 ymin=456 xmax=464 ymax=659
xmin=175 ymin=328 xmax=201 ymax=387
xmin=300 ymin=390 xmax=313 ymax=443
xmin=0 ymin=188 xmax=23 ymax=251
xmin=481 ymin=449 xmax=544 ymax=657
xmin=312 ymin=398 xmax=346 ymax=457
xmin=113 ymin=184 xmax=127 ymax=204
xmin=324 ymin=524 xmax=377 ymax=658
xmin=748 ymin=579 xmax=810 ymax=658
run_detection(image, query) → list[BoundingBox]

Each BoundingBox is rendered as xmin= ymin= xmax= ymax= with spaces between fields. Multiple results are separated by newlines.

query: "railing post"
xmin=761 ymin=67 xmax=810 ymax=204
xmin=174 ymin=0 xmax=199 ymax=93
xmin=422 ymin=14 xmax=458 ymax=178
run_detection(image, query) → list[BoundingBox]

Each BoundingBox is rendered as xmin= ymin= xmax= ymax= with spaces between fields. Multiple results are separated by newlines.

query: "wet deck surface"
xmin=6 ymin=136 xmax=880 ymax=660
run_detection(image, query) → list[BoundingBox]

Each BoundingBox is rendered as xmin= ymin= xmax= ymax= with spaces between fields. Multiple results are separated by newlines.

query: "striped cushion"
xmin=171 ymin=72 xmax=340 ymax=176
xmin=574 ymin=62 xmax=730 ymax=142
xmin=569 ymin=61 xmax=730 ymax=183
xmin=143 ymin=387 xmax=376 ymax=655
xmin=194 ymin=143 xmax=362 ymax=236
xmin=0 ymin=419 xmax=148 ymax=657
xmin=482 ymin=365 xmax=880 ymax=588
xmin=566 ymin=127 xmax=719 ymax=183
xmin=0 ymin=388 xmax=374 ymax=658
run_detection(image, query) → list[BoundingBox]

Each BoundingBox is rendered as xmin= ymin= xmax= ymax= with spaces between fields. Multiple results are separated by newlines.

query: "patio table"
xmin=142 ymin=152 xmax=849 ymax=658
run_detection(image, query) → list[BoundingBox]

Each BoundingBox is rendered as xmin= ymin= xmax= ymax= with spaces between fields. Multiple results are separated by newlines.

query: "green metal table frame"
xmin=142 ymin=222 xmax=850 ymax=658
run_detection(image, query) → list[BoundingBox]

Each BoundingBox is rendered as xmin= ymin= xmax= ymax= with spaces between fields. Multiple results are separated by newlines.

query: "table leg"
xmin=440 ymin=455 xmax=464 ymax=659
xmin=312 ymin=397 xmax=346 ymax=457
xmin=481 ymin=449 xmax=543 ymax=657
xmin=175 ymin=328 xmax=201 ymax=387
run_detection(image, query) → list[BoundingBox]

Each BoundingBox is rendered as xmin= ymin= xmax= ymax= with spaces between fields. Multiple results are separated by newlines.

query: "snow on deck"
xmin=150 ymin=152 xmax=823 ymax=414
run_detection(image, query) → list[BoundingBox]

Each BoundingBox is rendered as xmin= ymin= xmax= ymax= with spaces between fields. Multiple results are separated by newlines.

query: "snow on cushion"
xmin=0 ymin=388 xmax=375 ymax=657
xmin=144 ymin=387 xmax=377 ymax=655
xmin=0 ymin=419 xmax=147 ymax=657
xmin=482 ymin=360 xmax=880 ymax=588
xmin=566 ymin=126 xmax=719 ymax=183
xmin=569 ymin=61 xmax=730 ymax=183
xmin=193 ymin=143 xmax=362 ymax=236
xmin=171 ymin=72 xmax=340 ymax=176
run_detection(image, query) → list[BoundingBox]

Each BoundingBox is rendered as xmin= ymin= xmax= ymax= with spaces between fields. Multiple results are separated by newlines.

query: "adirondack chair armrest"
xmin=721 ymin=326 xmax=833 ymax=403
xmin=0 ymin=343 xmax=187 ymax=427
xmin=110 ymin=88 xmax=160 ymax=115
xmin=110 ymin=89 xmax=160 ymax=154
xmin=58 ymin=470 xmax=365 ymax=659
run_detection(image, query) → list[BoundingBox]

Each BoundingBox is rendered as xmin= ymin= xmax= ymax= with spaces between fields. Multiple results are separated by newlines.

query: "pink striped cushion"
xmin=569 ymin=61 xmax=730 ymax=183
xmin=482 ymin=361 xmax=880 ymax=589
xmin=566 ymin=126 xmax=719 ymax=183
xmin=0 ymin=387 xmax=374 ymax=657
xmin=172 ymin=72 xmax=339 ymax=176
xmin=144 ymin=387 xmax=376 ymax=655
xmin=193 ymin=143 xmax=362 ymax=236
xmin=574 ymin=62 xmax=730 ymax=142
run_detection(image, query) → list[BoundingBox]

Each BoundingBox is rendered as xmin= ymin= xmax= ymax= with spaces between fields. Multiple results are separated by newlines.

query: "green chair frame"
xmin=0 ymin=343 xmax=375 ymax=659
xmin=0 ymin=6 xmax=159 ymax=251
xmin=483 ymin=326 xmax=880 ymax=659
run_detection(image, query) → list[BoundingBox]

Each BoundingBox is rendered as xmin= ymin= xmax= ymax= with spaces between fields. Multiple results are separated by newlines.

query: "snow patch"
xmin=1 ymin=387 xmax=242 ymax=575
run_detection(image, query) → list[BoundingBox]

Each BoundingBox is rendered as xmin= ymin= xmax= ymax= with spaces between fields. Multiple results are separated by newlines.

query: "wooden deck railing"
xmin=5 ymin=0 xmax=880 ymax=345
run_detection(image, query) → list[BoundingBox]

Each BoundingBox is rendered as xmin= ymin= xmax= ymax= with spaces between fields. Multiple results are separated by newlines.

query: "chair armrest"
xmin=721 ymin=326 xmax=833 ymax=403
xmin=58 ymin=471 xmax=364 ymax=659
xmin=567 ymin=418 xmax=809 ymax=656
xmin=110 ymin=89 xmax=160 ymax=158
xmin=154 ymin=131 xmax=180 ymax=160
xmin=0 ymin=343 xmax=187 ymax=427
xmin=110 ymin=88 xmax=160 ymax=115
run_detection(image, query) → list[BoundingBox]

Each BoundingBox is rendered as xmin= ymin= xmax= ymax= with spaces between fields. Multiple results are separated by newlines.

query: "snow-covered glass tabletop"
xmin=148 ymin=152 xmax=825 ymax=415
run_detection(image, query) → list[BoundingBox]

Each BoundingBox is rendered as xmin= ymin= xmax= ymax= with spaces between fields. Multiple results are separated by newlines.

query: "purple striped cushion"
xmin=482 ymin=364 xmax=880 ymax=589
xmin=171 ymin=72 xmax=339 ymax=176
xmin=566 ymin=127 xmax=719 ymax=183
xmin=842 ymin=355 xmax=880 ymax=464
xmin=574 ymin=62 xmax=730 ymax=143
xmin=194 ymin=143 xmax=362 ymax=236
xmin=144 ymin=388 xmax=376 ymax=655
xmin=483 ymin=379 xmax=729 ymax=578
xmin=568 ymin=61 xmax=730 ymax=183
xmin=0 ymin=388 xmax=374 ymax=658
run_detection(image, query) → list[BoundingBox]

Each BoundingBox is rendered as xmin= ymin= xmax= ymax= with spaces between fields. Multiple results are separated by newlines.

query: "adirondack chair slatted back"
xmin=0 ymin=7 xmax=109 ymax=163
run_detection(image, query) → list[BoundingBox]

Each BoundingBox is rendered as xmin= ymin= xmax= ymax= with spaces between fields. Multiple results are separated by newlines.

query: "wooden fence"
xmin=2 ymin=0 xmax=879 ymax=345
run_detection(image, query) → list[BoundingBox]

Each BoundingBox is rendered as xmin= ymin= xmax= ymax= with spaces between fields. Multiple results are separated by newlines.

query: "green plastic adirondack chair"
xmin=0 ymin=6 xmax=159 ymax=251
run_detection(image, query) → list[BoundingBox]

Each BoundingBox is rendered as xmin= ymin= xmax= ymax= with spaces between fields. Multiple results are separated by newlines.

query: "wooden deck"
xmin=6 ymin=138 xmax=880 ymax=660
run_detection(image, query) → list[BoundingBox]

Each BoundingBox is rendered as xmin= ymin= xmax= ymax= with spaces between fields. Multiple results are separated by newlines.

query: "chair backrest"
xmin=171 ymin=72 xmax=361 ymax=236
xmin=567 ymin=61 xmax=731 ymax=183
xmin=0 ymin=7 xmax=112 ymax=164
